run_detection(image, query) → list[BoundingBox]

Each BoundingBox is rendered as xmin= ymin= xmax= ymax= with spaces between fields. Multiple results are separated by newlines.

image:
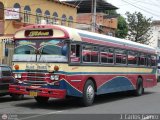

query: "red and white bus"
xmin=9 ymin=24 xmax=157 ymax=106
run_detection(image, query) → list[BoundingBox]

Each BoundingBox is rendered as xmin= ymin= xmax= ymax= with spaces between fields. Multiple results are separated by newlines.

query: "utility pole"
xmin=91 ymin=0 xmax=96 ymax=32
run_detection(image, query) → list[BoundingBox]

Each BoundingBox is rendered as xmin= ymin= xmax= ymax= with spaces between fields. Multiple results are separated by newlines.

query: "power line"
xmin=119 ymin=0 xmax=160 ymax=8
xmin=76 ymin=0 xmax=83 ymax=7
xmin=121 ymin=0 xmax=160 ymax=18
xmin=127 ymin=0 xmax=160 ymax=13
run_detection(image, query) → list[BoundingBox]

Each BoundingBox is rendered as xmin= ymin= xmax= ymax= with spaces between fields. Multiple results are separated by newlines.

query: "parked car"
xmin=0 ymin=64 xmax=24 ymax=100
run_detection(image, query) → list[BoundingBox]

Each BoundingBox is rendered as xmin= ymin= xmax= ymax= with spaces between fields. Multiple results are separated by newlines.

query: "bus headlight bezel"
xmin=14 ymin=73 xmax=22 ymax=79
xmin=50 ymin=75 xmax=55 ymax=80
xmin=50 ymin=75 xmax=59 ymax=81
xmin=54 ymin=75 xmax=59 ymax=81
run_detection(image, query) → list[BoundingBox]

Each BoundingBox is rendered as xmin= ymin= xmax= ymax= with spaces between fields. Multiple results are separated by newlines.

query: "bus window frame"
xmin=82 ymin=44 xmax=99 ymax=64
xmin=115 ymin=48 xmax=127 ymax=65
xmin=68 ymin=41 xmax=157 ymax=68
xmin=100 ymin=47 xmax=114 ymax=65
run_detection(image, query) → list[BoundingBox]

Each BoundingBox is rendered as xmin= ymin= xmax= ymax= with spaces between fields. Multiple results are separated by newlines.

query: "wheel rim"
xmin=86 ymin=85 xmax=94 ymax=101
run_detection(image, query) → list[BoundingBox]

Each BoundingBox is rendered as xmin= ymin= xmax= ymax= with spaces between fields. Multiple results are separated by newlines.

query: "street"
xmin=0 ymin=83 xmax=160 ymax=120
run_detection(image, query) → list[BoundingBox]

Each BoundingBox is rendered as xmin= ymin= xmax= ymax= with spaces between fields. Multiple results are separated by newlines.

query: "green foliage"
xmin=115 ymin=16 xmax=128 ymax=38
xmin=125 ymin=12 xmax=152 ymax=44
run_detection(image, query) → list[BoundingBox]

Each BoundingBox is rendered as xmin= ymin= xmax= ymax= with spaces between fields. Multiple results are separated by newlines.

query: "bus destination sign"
xmin=25 ymin=29 xmax=53 ymax=37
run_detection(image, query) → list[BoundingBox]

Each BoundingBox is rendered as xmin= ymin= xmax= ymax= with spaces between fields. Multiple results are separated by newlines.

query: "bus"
xmin=9 ymin=24 xmax=157 ymax=106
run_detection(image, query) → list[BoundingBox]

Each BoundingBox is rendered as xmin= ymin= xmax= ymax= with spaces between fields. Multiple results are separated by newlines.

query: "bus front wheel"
xmin=34 ymin=96 xmax=49 ymax=104
xmin=11 ymin=94 xmax=24 ymax=100
xmin=134 ymin=77 xmax=144 ymax=96
xmin=81 ymin=80 xmax=95 ymax=106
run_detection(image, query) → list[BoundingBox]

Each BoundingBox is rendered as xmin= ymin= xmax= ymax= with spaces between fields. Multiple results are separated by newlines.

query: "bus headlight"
xmin=50 ymin=75 xmax=59 ymax=81
xmin=54 ymin=75 xmax=59 ymax=81
xmin=14 ymin=74 xmax=22 ymax=78
xmin=50 ymin=75 xmax=55 ymax=80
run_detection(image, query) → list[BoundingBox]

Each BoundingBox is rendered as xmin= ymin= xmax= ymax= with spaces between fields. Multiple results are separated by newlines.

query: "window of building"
xmin=13 ymin=3 xmax=20 ymax=8
xmin=68 ymin=16 xmax=73 ymax=27
xmin=115 ymin=49 xmax=127 ymax=64
xmin=53 ymin=12 xmax=58 ymax=24
xmin=100 ymin=47 xmax=114 ymax=64
xmin=128 ymin=51 xmax=137 ymax=65
xmin=24 ymin=6 xmax=31 ymax=23
xmin=158 ymin=39 xmax=160 ymax=48
xmin=44 ymin=10 xmax=50 ymax=24
xmin=13 ymin=3 xmax=21 ymax=21
xmin=61 ymin=14 xmax=66 ymax=26
xmin=35 ymin=8 xmax=42 ymax=24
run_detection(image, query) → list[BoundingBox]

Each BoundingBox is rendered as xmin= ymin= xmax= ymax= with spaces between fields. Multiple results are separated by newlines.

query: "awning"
xmin=63 ymin=0 xmax=118 ymax=13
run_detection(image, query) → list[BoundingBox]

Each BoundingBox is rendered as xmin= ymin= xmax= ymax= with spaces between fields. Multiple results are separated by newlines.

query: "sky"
xmin=106 ymin=0 xmax=160 ymax=20
xmin=61 ymin=0 xmax=160 ymax=21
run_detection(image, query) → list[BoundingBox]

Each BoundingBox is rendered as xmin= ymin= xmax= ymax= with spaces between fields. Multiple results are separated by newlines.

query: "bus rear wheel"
xmin=134 ymin=77 xmax=144 ymax=96
xmin=81 ymin=80 xmax=95 ymax=106
xmin=34 ymin=96 xmax=49 ymax=104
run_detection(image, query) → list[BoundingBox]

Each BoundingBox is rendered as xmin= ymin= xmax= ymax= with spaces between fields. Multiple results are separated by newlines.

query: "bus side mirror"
xmin=5 ymin=48 xmax=8 ymax=57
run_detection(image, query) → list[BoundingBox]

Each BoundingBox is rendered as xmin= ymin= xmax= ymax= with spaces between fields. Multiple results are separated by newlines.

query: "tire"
xmin=34 ymin=96 xmax=49 ymax=104
xmin=11 ymin=94 xmax=24 ymax=100
xmin=81 ymin=80 xmax=95 ymax=106
xmin=134 ymin=77 xmax=144 ymax=96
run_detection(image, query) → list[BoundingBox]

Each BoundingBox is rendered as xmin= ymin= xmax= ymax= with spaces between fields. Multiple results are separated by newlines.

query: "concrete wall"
xmin=76 ymin=13 xmax=117 ymax=35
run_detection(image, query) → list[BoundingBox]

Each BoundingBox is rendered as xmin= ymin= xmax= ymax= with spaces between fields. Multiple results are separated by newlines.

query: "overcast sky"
xmin=106 ymin=0 xmax=160 ymax=20
xmin=62 ymin=0 xmax=160 ymax=21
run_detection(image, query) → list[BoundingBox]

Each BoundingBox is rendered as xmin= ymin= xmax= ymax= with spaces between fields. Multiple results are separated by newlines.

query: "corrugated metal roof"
xmin=63 ymin=0 xmax=118 ymax=13
xmin=48 ymin=0 xmax=77 ymax=8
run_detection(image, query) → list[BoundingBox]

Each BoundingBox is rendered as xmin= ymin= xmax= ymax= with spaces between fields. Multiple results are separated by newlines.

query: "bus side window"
xmin=147 ymin=55 xmax=151 ymax=67
xmin=82 ymin=45 xmax=92 ymax=62
xmin=151 ymin=55 xmax=157 ymax=67
xmin=139 ymin=53 xmax=147 ymax=66
xmin=128 ymin=51 xmax=137 ymax=65
xmin=115 ymin=49 xmax=127 ymax=64
xmin=70 ymin=44 xmax=80 ymax=63
xmin=100 ymin=47 xmax=114 ymax=64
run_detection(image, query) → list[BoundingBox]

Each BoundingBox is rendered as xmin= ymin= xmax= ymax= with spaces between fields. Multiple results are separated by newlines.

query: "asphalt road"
xmin=0 ymin=83 xmax=160 ymax=120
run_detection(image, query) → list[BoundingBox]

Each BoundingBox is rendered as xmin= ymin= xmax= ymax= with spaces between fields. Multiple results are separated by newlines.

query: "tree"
xmin=125 ymin=12 xmax=152 ymax=44
xmin=115 ymin=15 xmax=128 ymax=38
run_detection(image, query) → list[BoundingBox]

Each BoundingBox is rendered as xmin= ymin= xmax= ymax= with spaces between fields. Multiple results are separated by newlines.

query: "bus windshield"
xmin=13 ymin=39 xmax=68 ymax=62
xmin=14 ymin=45 xmax=35 ymax=54
xmin=40 ymin=45 xmax=62 ymax=55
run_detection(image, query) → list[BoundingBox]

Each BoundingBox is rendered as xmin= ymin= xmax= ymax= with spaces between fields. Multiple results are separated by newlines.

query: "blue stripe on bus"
xmin=97 ymin=76 xmax=135 ymax=95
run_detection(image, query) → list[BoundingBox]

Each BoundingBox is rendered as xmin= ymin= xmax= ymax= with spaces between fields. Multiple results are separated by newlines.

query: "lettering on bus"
xmin=25 ymin=29 xmax=53 ymax=37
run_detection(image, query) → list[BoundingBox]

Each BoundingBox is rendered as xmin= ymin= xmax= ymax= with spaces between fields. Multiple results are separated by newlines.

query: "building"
xmin=64 ymin=0 xmax=118 ymax=36
xmin=0 ymin=0 xmax=77 ymax=65
xmin=149 ymin=20 xmax=160 ymax=81
xmin=149 ymin=21 xmax=160 ymax=54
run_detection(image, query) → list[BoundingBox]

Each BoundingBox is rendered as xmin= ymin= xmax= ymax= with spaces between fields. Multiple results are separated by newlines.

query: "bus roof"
xmin=14 ymin=24 xmax=156 ymax=54
xmin=58 ymin=25 xmax=156 ymax=54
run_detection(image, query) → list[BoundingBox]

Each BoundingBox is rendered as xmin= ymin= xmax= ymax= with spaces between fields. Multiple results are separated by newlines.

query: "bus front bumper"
xmin=9 ymin=85 xmax=66 ymax=99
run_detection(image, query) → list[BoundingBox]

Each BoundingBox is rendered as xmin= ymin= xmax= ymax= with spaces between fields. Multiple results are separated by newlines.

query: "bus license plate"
xmin=29 ymin=91 xmax=38 ymax=97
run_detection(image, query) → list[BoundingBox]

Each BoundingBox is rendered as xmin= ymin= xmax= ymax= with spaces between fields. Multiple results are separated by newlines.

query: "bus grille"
xmin=25 ymin=72 xmax=47 ymax=86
